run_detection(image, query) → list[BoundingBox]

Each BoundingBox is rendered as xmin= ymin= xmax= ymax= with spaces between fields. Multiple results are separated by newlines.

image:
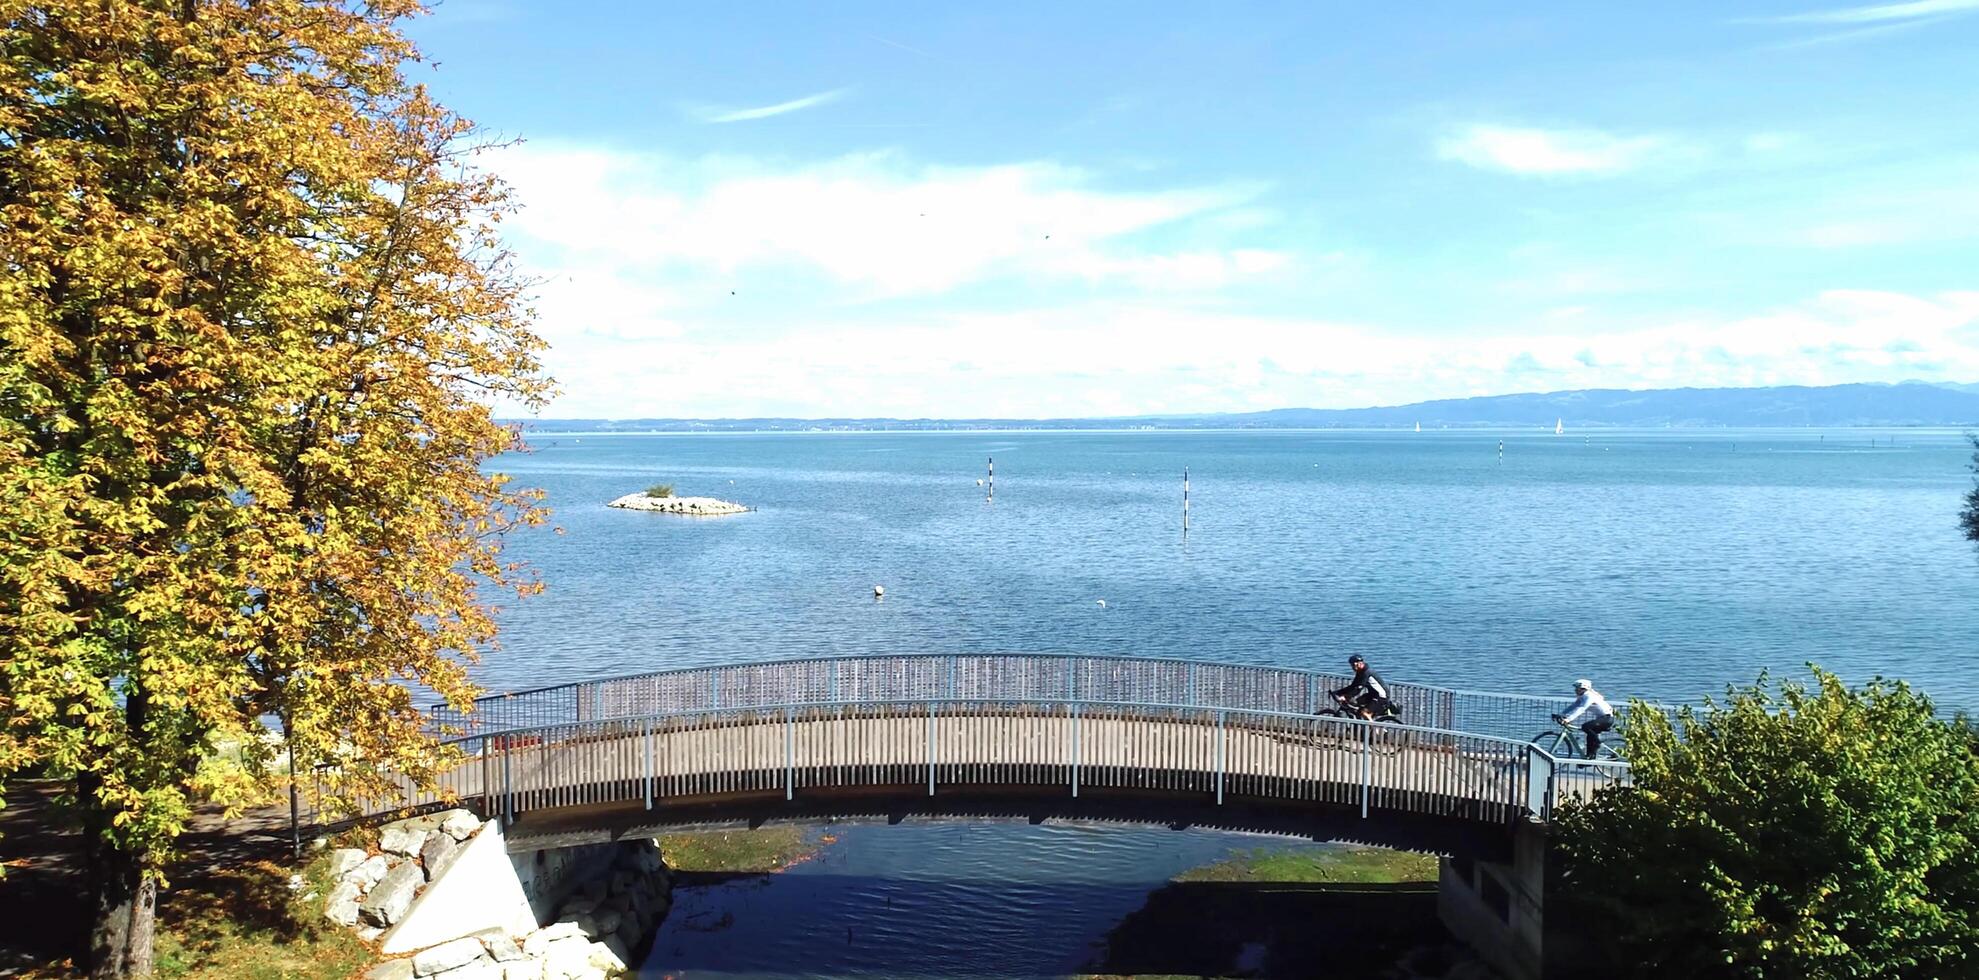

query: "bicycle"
xmin=1530 ymin=717 xmax=1623 ymax=762
xmin=1304 ymin=699 xmax=1408 ymax=756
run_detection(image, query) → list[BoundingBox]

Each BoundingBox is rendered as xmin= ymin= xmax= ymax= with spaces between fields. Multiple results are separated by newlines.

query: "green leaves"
xmin=1556 ymin=670 xmax=1979 ymax=979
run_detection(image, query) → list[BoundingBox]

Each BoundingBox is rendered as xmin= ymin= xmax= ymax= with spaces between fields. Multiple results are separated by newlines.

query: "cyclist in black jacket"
xmin=1331 ymin=655 xmax=1398 ymax=720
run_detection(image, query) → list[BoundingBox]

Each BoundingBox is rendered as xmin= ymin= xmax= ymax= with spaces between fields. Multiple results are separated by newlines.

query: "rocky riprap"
xmin=322 ymin=815 xmax=672 ymax=980
xmin=322 ymin=808 xmax=483 ymax=937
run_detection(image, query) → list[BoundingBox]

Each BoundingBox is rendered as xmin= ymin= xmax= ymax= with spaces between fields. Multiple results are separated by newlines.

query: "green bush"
xmin=1555 ymin=669 xmax=1979 ymax=979
xmin=643 ymin=483 xmax=674 ymax=498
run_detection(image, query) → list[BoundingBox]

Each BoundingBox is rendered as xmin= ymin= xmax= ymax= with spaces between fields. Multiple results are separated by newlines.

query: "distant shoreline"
xmin=506 ymin=380 xmax=1979 ymax=432
xmin=513 ymin=424 xmax=1973 ymax=437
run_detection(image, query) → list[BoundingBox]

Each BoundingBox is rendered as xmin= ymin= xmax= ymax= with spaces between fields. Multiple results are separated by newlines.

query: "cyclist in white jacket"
xmin=1552 ymin=679 xmax=1615 ymax=758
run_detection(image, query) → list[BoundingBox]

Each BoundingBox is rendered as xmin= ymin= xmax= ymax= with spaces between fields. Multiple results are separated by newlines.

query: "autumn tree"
xmin=1554 ymin=671 xmax=1979 ymax=980
xmin=0 ymin=1 xmax=550 ymax=974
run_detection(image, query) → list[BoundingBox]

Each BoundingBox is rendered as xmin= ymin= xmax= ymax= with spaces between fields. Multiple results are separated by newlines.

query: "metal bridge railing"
xmin=428 ymin=653 xmax=1584 ymax=747
xmin=366 ymin=693 xmax=1622 ymax=831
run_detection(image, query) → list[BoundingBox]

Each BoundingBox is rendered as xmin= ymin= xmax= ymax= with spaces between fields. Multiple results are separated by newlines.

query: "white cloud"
xmin=493 ymin=144 xmax=1283 ymax=297
xmin=686 ymin=88 xmax=850 ymax=124
xmin=1436 ymin=124 xmax=1684 ymax=177
xmin=1764 ymin=0 xmax=1979 ymax=23
xmin=520 ymin=291 xmax=1979 ymax=418
xmin=488 ymin=145 xmax=1303 ymax=417
xmin=1748 ymin=0 xmax=1977 ymax=46
xmin=482 ymin=143 xmax=1979 ymax=419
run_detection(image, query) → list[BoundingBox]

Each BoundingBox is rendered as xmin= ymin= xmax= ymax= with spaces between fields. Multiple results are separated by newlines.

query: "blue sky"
xmin=408 ymin=1 xmax=1979 ymax=418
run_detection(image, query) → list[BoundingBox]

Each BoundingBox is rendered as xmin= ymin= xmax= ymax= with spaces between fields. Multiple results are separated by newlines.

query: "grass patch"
xmin=658 ymin=827 xmax=818 ymax=874
xmin=150 ymin=845 xmax=373 ymax=980
xmin=643 ymin=483 xmax=675 ymax=499
xmin=1176 ymin=845 xmax=1437 ymax=885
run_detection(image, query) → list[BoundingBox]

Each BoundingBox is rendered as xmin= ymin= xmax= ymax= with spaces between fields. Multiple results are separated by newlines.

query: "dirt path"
xmin=0 ymin=782 xmax=299 ymax=975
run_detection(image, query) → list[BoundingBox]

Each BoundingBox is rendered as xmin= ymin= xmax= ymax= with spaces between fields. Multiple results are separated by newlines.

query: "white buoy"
xmin=873 ymin=585 xmax=885 ymax=598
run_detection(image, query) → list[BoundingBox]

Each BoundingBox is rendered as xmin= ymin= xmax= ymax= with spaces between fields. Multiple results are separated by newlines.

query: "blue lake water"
xmin=481 ymin=427 xmax=1979 ymax=978
xmin=486 ymin=427 xmax=1979 ymax=710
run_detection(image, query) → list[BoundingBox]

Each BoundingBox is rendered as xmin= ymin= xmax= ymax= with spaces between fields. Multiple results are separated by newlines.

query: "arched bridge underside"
xmin=500 ymin=786 xmax=1529 ymax=862
xmin=385 ymin=656 xmax=1629 ymax=861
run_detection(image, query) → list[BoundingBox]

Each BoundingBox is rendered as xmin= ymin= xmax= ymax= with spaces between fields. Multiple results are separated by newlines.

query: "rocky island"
xmin=607 ymin=491 xmax=750 ymax=516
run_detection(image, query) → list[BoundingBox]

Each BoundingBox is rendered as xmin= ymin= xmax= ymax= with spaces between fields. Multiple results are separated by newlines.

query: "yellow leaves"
xmin=4 ymin=0 xmax=546 ymax=867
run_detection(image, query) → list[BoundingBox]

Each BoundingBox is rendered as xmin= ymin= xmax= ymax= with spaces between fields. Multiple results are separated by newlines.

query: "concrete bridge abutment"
xmin=1436 ymin=817 xmax=1547 ymax=980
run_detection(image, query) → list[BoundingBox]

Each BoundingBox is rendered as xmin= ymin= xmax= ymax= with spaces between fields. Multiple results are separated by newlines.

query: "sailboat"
xmin=1554 ymin=418 xmax=1563 ymax=436
xmin=1414 ymin=421 xmax=1421 ymax=433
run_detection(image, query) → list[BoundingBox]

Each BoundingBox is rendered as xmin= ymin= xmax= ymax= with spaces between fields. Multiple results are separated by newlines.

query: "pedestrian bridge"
xmin=390 ymin=654 xmax=1626 ymax=855
xmin=345 ymin=654 xmax=1635 ymax=980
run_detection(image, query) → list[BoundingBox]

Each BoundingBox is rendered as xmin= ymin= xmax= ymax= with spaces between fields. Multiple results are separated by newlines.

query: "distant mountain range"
xmin=516 ymin=381 xmax=1979 ymax=432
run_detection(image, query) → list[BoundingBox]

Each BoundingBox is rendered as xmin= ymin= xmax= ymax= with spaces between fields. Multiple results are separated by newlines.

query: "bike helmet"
xmin=1348 ymin=654 xmax=1367 ymax=667
xmin=1573 ymin=678 xmax=1592 ymax=692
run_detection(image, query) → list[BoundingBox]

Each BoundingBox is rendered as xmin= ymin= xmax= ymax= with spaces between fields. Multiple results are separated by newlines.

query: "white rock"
xmin=380 ymin=825 xmax=424 ymax=857
xmin=588 ymin=937 xmax=629 ymax=974
xmin=326 ymin=897 xmax=361 ymax=928
xmin=324 ymin=878 xmax=364 ymax=926
xmin=420 ymin=832 xmax=459 ymax=880
xmin=352 ymin=854 xmax=392 ymax=889
xmin=327 ymin=848 xmax=368 ymax=879
xmin=364 ymin=961 xmax=414 ymax=980
xmin=432 ymin=962 xmax=503 ymax=980
xmin=538 ymin=938 xmax=596 ymax=980
xmin=360 ymin=861 xmax=425 ymax=927
xmin=390 ymin=812 xmax=450 ymax=834
xmin=520 ymin=922 xmax=586 ymax=957
xmin=412 ymin=937 xmax=485 ymax=976
xmin=606 ymin=493 xmax=748 ymax=516
xmin=477 ymin=930 xmax=524 ymax=963
xmin=500 ymin=961 xmax=543 ymax=980
xmin=440 ymin=810 xmax=482 ymax=842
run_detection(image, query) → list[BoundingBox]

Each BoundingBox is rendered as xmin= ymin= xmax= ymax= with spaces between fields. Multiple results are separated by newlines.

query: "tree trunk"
xmin=127 ymin=875 xmax=157 ymax=977
xmin=87 ymin=835 xmax=131 ymax=977
xmin=85 ymin=808 xmax=157 ymax=977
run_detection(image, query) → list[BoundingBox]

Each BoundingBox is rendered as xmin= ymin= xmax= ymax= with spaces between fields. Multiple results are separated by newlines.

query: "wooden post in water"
xmin=1183 ymin=466 xmax=1190 ymax=533
xmin=987 ymin=456 xmax=994 ymax=501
